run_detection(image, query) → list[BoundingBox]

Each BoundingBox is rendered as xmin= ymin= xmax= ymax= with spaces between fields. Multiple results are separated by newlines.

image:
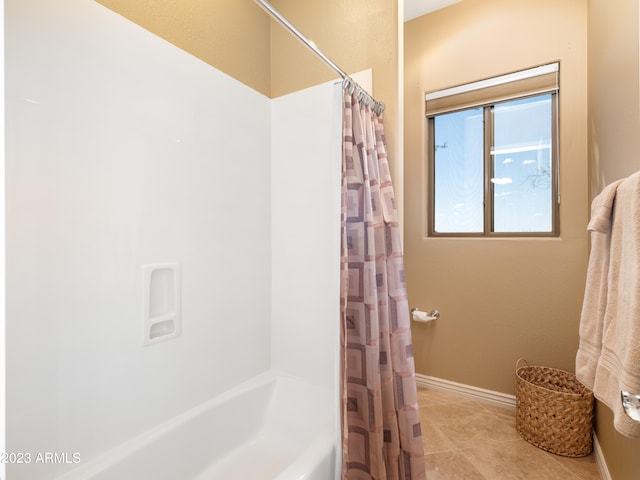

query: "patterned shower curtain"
xmin=340 ymin=89 xmax=426 ymax=480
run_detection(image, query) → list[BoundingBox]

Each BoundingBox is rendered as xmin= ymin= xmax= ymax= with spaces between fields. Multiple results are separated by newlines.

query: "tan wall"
xmin=594 ymin=403 xmax=640 ymax=480
xmin=588 ymin=0 xmax=640 ymax=478
xmin=270 ymin=0 xmax=399 ymax=176
xmin=588 ymin=0 xmax=640 ymax=195
xmin=95 ymin=0 xmax=271 ymax=96
xmin=404 ymin=0 xmax=589 ymax=394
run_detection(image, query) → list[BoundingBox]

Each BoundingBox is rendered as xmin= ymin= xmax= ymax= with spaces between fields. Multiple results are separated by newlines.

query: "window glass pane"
xmin=433 ymin=108 xmax=484 ymax=233
xmin=491 ymin=94 xmax=553 ymax=232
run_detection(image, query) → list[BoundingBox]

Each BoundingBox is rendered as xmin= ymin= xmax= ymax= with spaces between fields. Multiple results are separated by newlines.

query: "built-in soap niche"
xmin=142 ymin=263 xmax=181 ymax=346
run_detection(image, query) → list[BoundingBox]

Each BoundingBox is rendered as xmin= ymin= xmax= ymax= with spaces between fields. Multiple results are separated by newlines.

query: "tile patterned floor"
xmin=418 ymin=387 xmax=602 ymax=479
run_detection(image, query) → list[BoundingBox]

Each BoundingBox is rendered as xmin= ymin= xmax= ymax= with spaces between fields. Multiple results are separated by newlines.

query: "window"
xmin=426 ymin=63 xmax=559 ymax=236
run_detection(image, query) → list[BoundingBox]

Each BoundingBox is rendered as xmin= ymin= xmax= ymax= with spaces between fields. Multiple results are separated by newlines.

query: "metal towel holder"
xmin=621 ymin=391 xmax=640 ymax=422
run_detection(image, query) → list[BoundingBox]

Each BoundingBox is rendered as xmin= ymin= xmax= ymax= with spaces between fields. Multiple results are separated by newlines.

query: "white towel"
xmin=577 ymin=172 xmax=640 ymax=437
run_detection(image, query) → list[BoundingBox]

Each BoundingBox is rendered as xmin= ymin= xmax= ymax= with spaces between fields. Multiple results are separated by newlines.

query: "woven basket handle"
xmin=516 ymin=358 xmax=529 ymax=371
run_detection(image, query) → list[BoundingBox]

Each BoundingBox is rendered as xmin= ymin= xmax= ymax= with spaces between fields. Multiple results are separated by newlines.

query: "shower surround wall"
xmin=6 ymin=0 xmax=339 ymax=478
xmin=271 ymin=79 xmax=343 ymax=390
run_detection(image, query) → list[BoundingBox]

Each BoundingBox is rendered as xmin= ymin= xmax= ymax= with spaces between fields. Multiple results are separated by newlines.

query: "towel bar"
xmin=621 ymin=391 xmax=640 ymax=422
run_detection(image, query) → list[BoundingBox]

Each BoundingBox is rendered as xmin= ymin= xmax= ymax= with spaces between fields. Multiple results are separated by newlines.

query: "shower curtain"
xmin=340 ymin=89 xmax=426 ymax=480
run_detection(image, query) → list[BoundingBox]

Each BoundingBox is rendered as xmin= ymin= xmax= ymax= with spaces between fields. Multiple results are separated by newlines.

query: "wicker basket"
xmin=515 ymin=359 xmax=594 ymax=457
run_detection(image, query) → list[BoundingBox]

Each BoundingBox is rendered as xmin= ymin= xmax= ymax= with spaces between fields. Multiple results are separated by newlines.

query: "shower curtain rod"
xmin=253 ymin=0 xmax=385 ymax=113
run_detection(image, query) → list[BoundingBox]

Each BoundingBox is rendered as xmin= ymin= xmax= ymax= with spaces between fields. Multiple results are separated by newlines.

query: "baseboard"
xmin=415 ymin=373 xmax=612 ymax=479
xmin=592 ymin=433 xmax=612 ymax=480
xmin=415 ymin=373 xmax=516 ymax=409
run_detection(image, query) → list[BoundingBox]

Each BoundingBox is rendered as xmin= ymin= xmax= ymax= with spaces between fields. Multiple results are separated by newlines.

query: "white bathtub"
xmin=56 ymin=372 xmax=337 ymax=480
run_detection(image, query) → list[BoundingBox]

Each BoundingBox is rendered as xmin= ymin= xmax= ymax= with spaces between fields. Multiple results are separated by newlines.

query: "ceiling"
xmin=404 ymin=0 xmax=462 ymax=21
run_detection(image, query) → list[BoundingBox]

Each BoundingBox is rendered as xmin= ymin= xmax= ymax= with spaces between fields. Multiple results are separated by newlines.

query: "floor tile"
xmin=474 ymin=400 xmax=517 ymax=425
xmin=417 ymin=387 xmax=469 ymax=407
xmin=423 ymin=401 xmax=521 ymax=449
xmin=424 ymin=450 xmax=486 ymax=480
xmin=548 ymin=452 xmax=602 ymax=480
xmin=461 ymin=438 xmax=582 ymax=480
xmin=417 ymin=387 xmax=602 ymax=480
xmin=419 ymin=407 xmax=458 ymax=454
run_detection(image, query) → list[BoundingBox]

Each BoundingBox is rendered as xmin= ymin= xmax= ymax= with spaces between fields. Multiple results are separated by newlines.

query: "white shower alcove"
xmin=5 ymin=0 xmax=373 ymax=478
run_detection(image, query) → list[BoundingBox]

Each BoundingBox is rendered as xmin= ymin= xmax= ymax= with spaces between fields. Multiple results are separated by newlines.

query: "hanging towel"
xmin=577 ymin=172 xmax=640 ymax=437
xmin=575 ymin=178 xmax=624 ymax=388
